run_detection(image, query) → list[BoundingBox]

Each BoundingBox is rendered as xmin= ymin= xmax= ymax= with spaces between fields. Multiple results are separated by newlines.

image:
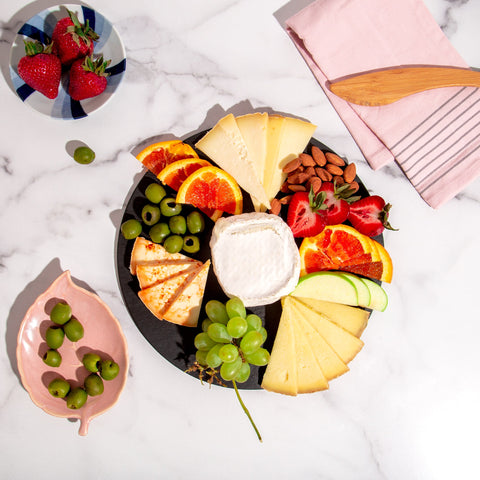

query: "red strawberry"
xmin=318 ymin=181 xmax=360 ymax=225
xmin=17 ymin=41 xmax=61 ymax=99
xmin=286 ymin=188 xmax=327 ymax=238
xmin=348 ymin=195 xmax=397 ymax=237
xmin=52 ymin=9 xmax=99 ymax=65
xmin=68 ymin=56 xmax=110 ymax=101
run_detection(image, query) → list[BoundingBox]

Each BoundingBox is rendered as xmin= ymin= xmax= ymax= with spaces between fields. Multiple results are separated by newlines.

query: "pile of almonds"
xmin=270 ymin=147 xmax=358 ymax=215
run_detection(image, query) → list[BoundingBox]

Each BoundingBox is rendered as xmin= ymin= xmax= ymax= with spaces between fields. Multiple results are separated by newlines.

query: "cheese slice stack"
xmin=195 ymin=113 xmax=316 ymax=211
xmin=261 ymin=296 xmax=367 ymax=395
xmin=130 ymin=237 xmax=210 ymax=327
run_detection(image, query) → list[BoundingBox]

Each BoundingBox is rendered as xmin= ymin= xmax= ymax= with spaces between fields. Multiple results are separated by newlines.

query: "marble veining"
xmin=1 ymin=0 xmax=480 ymax=479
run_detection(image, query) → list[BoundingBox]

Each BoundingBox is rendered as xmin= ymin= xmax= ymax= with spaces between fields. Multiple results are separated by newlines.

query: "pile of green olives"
xmin=48 ymin=353 xmax=120 ymax=409
xmin=120 ymin=182 xmax=206 ymax=254
xmin=42 ymin=301 xmax=84 ymax=368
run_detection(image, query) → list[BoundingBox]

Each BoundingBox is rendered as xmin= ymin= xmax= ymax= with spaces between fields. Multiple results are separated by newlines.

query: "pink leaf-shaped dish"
xmin=16 ymin=271 xmax=128 ymax=435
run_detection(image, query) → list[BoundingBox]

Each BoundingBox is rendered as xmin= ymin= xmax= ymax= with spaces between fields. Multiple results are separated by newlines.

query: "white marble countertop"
xmin=1 ymin=1 xmax=480 ymax=479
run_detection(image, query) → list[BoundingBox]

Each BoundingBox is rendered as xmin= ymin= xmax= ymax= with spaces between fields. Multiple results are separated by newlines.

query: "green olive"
xmin=121 ymin=219 xmax=142 ymax=240
xmin=66 ymin=387 xmax=88 ymax=409
xmin=141 ymin=204 xmax=161 ymax=226
xmin=145 ymin=183 xmax=166 ymax=203
xmin=160 ymin=197 xmax=182 ymax=217
xmin=169 ymin=215 xmax=187 ymax=235
xmin=84 ymin=373 xmax=104 ymax=396
xmin=187 ymin=211 xmax=205 ymax=234
xmin=149 ymin=223 xmax=170 ymax=243
xmin=45 ymin=326 xmax=65 ymax=349
xmin=73 ymin=146 xmax=95 ymax=164
xmin=48 ymin=378 xmax=71 ymax=398
xmin=82 ymin=353 xmax=101 ymax=373
xmin=163 ymin=235 xmax=184 ymax=253
xmin=43 ymin=349 xmax=62 ymax=367
xmin=50 ymin=302 xmax=71 ymax=325
xmin=183 ymin=235 xmax=200 ymax=253
xmin=99 ymin=360 xmax=120 ymax=381
xmin=63 ymin=318 xmax=84 ymax=342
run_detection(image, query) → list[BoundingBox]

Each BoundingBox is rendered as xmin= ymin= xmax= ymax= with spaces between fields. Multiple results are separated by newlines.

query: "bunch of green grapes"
xmin=194 ymin=297 xmax=270 ymax=383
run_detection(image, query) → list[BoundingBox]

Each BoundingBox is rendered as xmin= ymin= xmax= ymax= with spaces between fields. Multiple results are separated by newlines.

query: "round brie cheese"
xmin=210 ymin=212 xmax=300 ymax=307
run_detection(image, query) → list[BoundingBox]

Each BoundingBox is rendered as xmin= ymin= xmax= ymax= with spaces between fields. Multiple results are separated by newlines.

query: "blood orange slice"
xmin=176 ymin=166 xmax=243 ymax=216
xmin=299 ymin=224 xmax=393 ymax=283
xmin=157 ymin=158 xmax=211 ymax=191
xmin=136 ymin=140 xmax=198 ymax=175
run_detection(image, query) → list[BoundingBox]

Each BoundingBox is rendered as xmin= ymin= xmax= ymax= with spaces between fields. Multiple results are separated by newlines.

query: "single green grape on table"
xmin=73 ymin=146 xmax=95 ymax=164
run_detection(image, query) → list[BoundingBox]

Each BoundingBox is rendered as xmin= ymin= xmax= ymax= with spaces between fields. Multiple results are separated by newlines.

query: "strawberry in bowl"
xmin=68 ymin=56 xmax=111 ymax=101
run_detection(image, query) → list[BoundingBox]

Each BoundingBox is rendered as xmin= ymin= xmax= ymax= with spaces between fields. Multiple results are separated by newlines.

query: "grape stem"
xmin=232 ymin=380 xmax=262 ymax=442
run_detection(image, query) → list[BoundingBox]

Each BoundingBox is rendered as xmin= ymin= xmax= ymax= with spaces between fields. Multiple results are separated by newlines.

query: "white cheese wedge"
xmin=195 ymin=113 xmax=270 ymax=208
xmin=264 ymin=116 xmax=317 ymax=203
xmin=235 ymin=113 xmax=268 ymax=210
xmin=210 ymin=213 xmax=300 ymax=307
xmin=162 ymin=261 xmax=210 ymax=327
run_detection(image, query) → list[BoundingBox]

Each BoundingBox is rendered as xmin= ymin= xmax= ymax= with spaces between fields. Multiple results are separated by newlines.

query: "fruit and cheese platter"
xmin=116 ymin=112 xmax=395 ymax=398
xmin=8 ymin=4 xmax=126 ymax=119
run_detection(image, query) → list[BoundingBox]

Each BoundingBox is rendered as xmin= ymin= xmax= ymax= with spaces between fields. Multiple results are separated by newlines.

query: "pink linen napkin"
xmin=286 ymin=0 xmax=480 ymax=208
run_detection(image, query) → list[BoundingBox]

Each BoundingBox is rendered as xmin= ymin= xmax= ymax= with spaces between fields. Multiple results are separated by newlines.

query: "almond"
xmin=299 ymin=153 xmax=316 ymax=167
xmin=287 ymin=172 xmax=302 ymax=184
xmin=280 ymin=181 xmax=290 ymax=193
xmin=279 ymin=195 xmax=293 ymax=204
xmin=282 ymin=157 xmax=301 ymax=173
xmin=316 ymin=167 xmax=332 ymax=182
xmin=297 ymin=172 xmax=311 ymax=184
xmin=349 ymin=180 xmax=360 ymax=193
xmin=325 ymin=152 xmax=345 ymax=166
xmin=288 ymin=184 xmax=306 ymax=192
xmin=311 ymin=146 xmax=327 ymax=166
xmin=333 ymin=175 xmax=344 ymax=186
xmin=343 ymin=163 xmax=357 ymax=183
xmin=304 ymin=166 xmax=316 ymax=178
xmin=307 ymin=176 xmax=322 ymax=194
xmin=269 ymin=198 xmax=281 ymax=215
xmin=325 ymin=163 xmax=344 ymax=176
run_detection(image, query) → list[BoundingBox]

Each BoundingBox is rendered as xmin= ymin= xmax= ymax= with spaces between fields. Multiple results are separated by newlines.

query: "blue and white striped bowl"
xmin=9 ymin=4 xmax=126 ymax=120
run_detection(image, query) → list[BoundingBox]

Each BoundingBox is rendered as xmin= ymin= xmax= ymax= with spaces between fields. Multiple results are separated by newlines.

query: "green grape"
xmin=207 ymin=323 xmax=232 ymax=343
xmin=245 ymin=348 xmax=270 ymax=366
xmin=201 ymin=318 xmax=212 ymax=332
xmin=205 ymin=300 xmax=229 ymax=325
xmin=194 ymin=332 xmax=217 ymax=351
xmin=218 ymin=344 xmax=239 ymax=363
xmin=206 ymin=344 xmax=223 ymax=369
xmin=235 ymin=362 xmax=251 ymax=383
xmin=226 ymin=316 xmax=248 ymax=338
xmin=240 ymin=330 xmax=263 ymax=355
xmin=246 ymin=314 xmax=262 ymax=332
xmin=259 ymin=326 xmax=268 ymax=343
xmin=220 ymin=356 xmax=242 ymax=381
xmin=73 ymin=146 xmax=95 ymax=164
xmin=195 ymin=350 xmax=208 ymax=367
xmin=226 ymin=297 xmax=246 ymax=319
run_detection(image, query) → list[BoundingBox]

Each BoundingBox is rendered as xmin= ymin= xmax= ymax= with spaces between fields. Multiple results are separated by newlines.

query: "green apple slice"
xmin=360 ymin=278 xmax=388 ymax=312
xmin=338 ymin=272 xmax=371 ymax=308
xmin=290 ymin=272 xmax=359 ymax=306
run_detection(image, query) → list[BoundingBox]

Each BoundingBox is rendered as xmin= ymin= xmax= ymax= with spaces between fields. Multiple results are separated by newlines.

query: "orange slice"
xmin=157 ymin=158 xmax=211 ymax=191
xmin=299 ymin=224 xmax=393 ymax=283
xmin=176 ymin=166 xmax=243 ymax=216
xmin=136 ymin=140 xmax=198 ymax=175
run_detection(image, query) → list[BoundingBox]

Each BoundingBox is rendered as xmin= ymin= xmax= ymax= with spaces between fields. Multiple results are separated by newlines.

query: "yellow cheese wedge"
xmin=289 ymin=304 xmax=329 ymax=393
xmin=264 ymin=116 xmax=317 ymax=203
xmin=235 ymin=113 xmax=269 ymax=210
xmin=291 ymin=298 xmax=364 ymax=365
xmin=162 ymin=261 xmax=210 ymax=327
xmin=263 ymin=115 xmax=286 ymax=204
xmin=137 ymin=268 xmax=200 ymax=320
xmin=136 ymin=261 xmax=202 ymax=290
xmin=129 ymin=237 xmax=198 ymax=275
xmin=261 ymin=302 xmax=298 ymax=395
xmin=283 ymin=297 xmax=348 ymax=381
xmin=293 ymin=297 xmax=369 ymax=338
xmin=195 ymin=113 xmax=270 ymax=208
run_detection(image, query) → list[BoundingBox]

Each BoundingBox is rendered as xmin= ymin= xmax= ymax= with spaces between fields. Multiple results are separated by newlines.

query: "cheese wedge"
xmin=293 ymin=297 xmax=369 ymax=338
xmin=291 ymin=298 xmax=364 ymax=365
xmin=129 ymin=237 xmax=198 ymax=275
xmin=162 ymin=260 xmax=210 ymax=327
xmin=290 ymin=311 xmax=349 ymax=381
xmin=235 ymin=113 xmax=268 ymax=210
xmin=264 ymin=116 xmax=316 ymax=203
xmin=195 ymin=113 xmax=270 ymax=208
xmin=136 ymin=261 xmax=202 ymax=290
xmin=261 ymin=302 xmax=297 ymax=395
xmin=290 ymin=304 xmax=329 ymax=393
xmin=138 ymin=268 xmax=200 ymax=320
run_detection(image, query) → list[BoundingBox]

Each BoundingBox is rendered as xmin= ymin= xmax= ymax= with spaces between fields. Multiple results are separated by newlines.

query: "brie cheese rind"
xmin=210 ymin=213 xmax=300 ymax=307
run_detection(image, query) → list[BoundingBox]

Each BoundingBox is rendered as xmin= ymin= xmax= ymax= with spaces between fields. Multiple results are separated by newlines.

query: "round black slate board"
xmin=115 ymin=132 xmax=375 ymax=389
